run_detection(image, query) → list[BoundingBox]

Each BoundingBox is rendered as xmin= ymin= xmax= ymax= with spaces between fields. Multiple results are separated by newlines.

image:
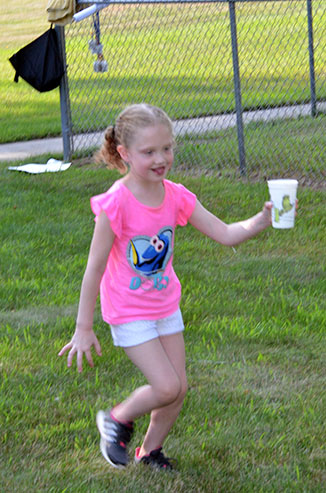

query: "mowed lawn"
xmin=2 ymin=2 xmax=326 ymax=491
xmin=1 ymin=161 xmax=326 ymax=492
xmin=2 ymin=1 xmax=326 ymax=143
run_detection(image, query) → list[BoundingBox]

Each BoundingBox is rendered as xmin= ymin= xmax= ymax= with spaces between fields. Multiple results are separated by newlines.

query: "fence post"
xmin=307 ymin=0 xmax=316 ymax=117
xmin=228 ymin=0 xmax=246 ymax=176
xmin=55 ymin=25 xmax=73 ymax=162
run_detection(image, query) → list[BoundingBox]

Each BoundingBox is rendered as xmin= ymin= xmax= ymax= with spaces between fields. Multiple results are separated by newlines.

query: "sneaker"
xmin=134 ymin=446 xmax=176 ymax=471
xmin=96 ymin=409 xmax=134 ymax=468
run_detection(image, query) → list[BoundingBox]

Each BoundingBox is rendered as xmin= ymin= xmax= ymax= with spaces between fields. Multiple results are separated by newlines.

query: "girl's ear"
xmin=117 ymin=144 xmax=129 ymax=163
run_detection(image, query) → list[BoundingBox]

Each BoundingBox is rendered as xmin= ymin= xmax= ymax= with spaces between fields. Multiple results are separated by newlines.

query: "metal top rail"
xmin=77 ymin=0 xmax=305 ymax=3
xmin=75 ymin=0 xmax=304 ymax=21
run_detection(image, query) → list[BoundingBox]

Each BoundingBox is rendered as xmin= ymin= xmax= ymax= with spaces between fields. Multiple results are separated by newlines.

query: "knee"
xmin=173 ymin=377 xmax=187 ymax=407
xmin=155 ymin=376 xmax=188 ymax=406
xmin=155 ymin=377 xmax=182 ymax=406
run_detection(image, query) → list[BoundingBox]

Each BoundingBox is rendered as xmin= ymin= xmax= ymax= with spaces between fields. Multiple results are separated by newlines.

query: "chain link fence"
xmin=60 ymin=0 xmax=326 ymax=184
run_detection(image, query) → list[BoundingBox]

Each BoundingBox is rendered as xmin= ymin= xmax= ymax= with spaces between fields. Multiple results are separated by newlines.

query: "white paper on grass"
xmin=8 ymin=159 xmax=71 ymax=174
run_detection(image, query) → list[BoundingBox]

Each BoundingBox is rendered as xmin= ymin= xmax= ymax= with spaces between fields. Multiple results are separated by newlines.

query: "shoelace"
xmin=143 ymin=447 xmax=176 ymax=469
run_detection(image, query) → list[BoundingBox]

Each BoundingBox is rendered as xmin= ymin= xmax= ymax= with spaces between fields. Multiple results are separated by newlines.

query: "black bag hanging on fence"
xmin=8 ymin=26 xmax=64 ymax=92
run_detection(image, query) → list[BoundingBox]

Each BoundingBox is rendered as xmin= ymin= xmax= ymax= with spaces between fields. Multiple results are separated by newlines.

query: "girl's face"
xmin=118 ymin=124 xmax=174 ymax=185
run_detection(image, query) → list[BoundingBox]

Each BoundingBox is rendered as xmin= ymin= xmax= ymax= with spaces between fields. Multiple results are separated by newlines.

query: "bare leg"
xmin=139 ymin=333 xmax=187 ymax=456
xmin=112 ymin=333 xmax=187 ymax=456
xmin=112 ymin=336 xmax=183 ymax=422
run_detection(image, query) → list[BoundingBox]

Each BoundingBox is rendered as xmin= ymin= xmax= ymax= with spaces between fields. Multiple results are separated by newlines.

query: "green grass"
xmin=0 ymin=1 xmax=61 ymax=142
xmin=173 ymin=114 xmax=326 ymax=180
xmin=1 ymin=160 xmax=326 ymax=491
xmin=66 ymin=1 xmax=326 ymax=137
xmin=2 ymin=1 xmax=326 ymax=142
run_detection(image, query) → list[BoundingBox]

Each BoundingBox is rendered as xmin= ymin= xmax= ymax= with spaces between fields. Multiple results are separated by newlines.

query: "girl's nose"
xmin=154 ymin=151 xmax=165 ymax=164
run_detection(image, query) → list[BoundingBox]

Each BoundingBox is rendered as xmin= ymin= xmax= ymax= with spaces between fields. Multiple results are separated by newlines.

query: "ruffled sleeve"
xmin=90 ymin=189 xmax=122 ymax=238
xmin=175 ymin=183 xmax=197 ymax=226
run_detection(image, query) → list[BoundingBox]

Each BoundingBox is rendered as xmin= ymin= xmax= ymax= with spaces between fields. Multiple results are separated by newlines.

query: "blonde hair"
xmin=95 ymin=103 xmax=174 ymax=174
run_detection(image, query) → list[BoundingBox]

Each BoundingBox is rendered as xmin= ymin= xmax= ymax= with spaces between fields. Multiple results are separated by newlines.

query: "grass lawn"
xmin=2 ymin=1 xmax=326 ymax=143
xmin=174 ymin=113 xmax=326 ymax=180
xmin=1 ymin=160 xmax=326 ymax=491
xmin=0 ymin=1 xmax=61 ymax=142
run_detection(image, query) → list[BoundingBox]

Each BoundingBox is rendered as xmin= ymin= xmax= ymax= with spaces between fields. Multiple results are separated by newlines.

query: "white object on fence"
xmin=73 ymin=3 xmax=109 ymax=22
xmin=8 ymin=158 xmax=71 ymax=174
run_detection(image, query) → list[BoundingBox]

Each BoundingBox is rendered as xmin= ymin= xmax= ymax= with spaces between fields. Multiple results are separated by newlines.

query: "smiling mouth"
xmin=152 ymin=167 xmax=166 ymax=176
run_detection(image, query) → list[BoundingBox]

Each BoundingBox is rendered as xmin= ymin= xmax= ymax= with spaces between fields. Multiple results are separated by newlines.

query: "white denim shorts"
xmin=109 ymin=308 xmax=184 ymax=347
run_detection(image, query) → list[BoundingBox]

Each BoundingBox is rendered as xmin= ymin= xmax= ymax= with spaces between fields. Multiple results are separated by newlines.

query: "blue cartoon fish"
xmin=129 ymin=233 xmax=170 ymax=276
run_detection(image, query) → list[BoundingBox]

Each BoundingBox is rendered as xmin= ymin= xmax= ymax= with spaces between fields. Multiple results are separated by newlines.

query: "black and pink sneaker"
xmin=134 ymin=446 xmax=176 ymax=471
xmin=96 ymin=410 xmax=133 ymax=468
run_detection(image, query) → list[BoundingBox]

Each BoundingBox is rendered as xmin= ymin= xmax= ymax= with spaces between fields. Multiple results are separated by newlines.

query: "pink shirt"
xmin=90 ymin=179 xmax=197 ymax=324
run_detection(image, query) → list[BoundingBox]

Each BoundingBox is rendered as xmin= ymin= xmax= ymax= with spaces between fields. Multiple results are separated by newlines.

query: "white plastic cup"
xmin=267 ymin=179 xmax=298 ymax=229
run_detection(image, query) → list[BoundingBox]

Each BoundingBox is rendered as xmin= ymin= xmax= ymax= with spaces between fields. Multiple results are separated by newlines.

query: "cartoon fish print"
xmin=127 ymin=227 xmax=173 ymax=277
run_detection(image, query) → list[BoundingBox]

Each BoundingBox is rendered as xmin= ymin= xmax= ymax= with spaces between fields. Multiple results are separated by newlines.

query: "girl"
xmin=59 ymin=103 xmax=273 ymax=471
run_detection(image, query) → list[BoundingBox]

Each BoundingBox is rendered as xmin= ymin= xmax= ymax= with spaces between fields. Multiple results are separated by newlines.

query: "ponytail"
xmin=94 ymin=125 xmax=128 ymax=174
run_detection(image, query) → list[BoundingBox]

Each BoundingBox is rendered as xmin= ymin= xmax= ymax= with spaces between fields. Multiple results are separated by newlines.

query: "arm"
xmin=58 ymin=211 xmax=115 ymax=372
xmin=188 ymin=199 xmax=272 ymax=247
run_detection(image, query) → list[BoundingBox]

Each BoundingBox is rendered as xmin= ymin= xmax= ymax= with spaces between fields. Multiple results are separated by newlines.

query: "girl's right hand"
xmin=58 ymin=327 xmax=102 ymax=373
